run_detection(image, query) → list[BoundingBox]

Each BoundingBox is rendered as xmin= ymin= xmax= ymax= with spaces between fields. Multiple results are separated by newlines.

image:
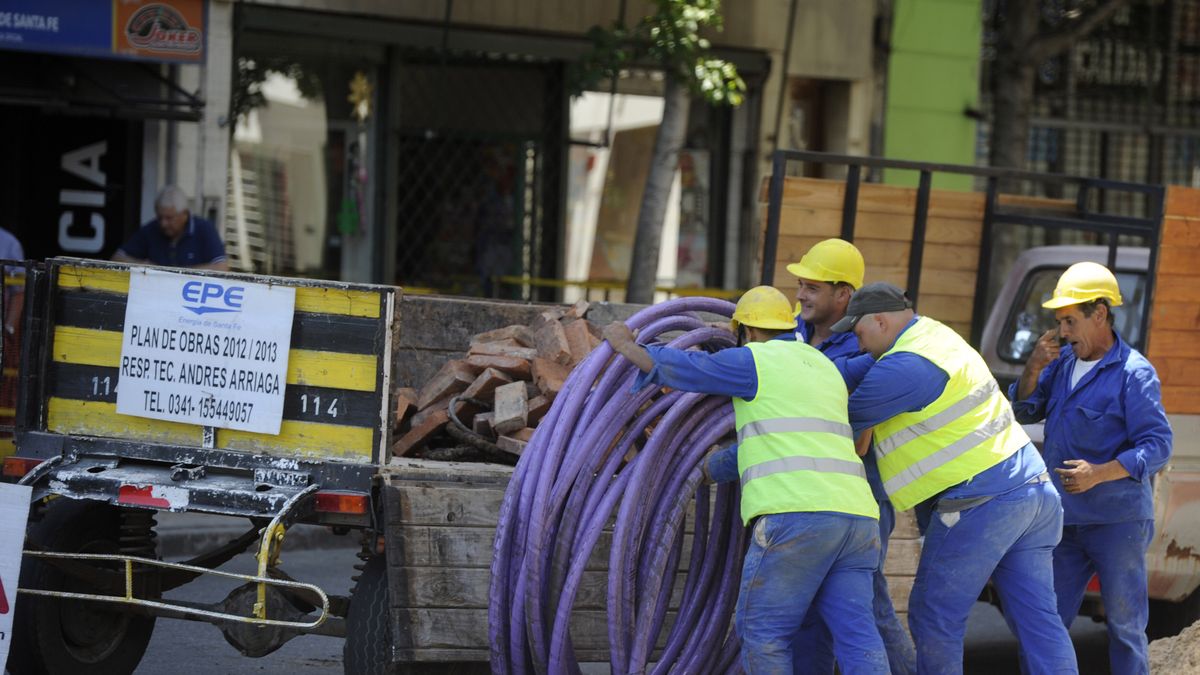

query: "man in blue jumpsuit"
xmin=1010 ymin=261 xmax=1171 ymax=674
xmin=834 ymin=282 xmax=1077 ymax=674
xmin=786 ymin=239 xmax=916 ymax=675
xmin=603 ymin=286 xmax=889 ymax=674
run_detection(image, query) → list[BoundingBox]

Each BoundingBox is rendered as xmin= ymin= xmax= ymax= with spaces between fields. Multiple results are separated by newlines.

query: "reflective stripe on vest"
xmin=741 ymin=455 xmax=868 ymax=486
xmin=882 ymin=407 xmax=1016 ymax=495
xmin=873 ymin=317 xmax=1030 ymax=511
xmin=733 ymin=340 xmax=878 ymax=523
xmin=875 ymin=380 xmax=1000 ymax=457
xmin=738 ymin=418 xmax=854 ymax=443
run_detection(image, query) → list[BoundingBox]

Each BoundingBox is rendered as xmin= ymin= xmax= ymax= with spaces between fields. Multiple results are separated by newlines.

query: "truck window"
xmin=998 ymin=266 xmax=1147 ymax=364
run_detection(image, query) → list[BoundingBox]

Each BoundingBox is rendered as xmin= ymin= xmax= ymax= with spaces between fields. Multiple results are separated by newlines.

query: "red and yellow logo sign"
xmin=114 ymin=1 xmax=205 ymax=63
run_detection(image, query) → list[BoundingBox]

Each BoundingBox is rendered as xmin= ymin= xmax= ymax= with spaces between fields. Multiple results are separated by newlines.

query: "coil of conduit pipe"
xmin=489 ymin=297 xmax=747 ymax=674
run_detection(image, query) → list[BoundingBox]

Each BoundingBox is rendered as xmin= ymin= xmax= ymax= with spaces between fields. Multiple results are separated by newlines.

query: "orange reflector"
xmin=1086 ymin=574 xmax=1101 ymax=593
xmin=314 ymin=491 xmax=368 ymax=515
xmin=2 ymin=456 xmax=42 ymax=479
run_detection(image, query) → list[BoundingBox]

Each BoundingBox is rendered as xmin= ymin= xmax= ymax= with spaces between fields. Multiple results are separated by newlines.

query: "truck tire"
xmin=1148 ymin=588 xmax=1200 ymax=640
xmin=7 ymin=500 xmax=157 ymax=675
xmin=344 ymin=554 xmax=393 ymax=675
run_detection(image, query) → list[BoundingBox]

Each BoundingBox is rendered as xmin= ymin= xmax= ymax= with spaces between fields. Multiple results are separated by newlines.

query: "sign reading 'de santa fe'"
xmin=116 ymin=269 xmax=295 ymax=435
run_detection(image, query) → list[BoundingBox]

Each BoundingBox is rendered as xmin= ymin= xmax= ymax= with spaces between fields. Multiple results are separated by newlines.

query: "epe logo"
xmin=181 ymin=281 xmax=245 ymax=316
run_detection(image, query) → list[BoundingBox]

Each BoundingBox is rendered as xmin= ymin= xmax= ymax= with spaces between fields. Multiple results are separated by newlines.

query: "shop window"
xmin=226 ymin=55 xmax=377 ymax=280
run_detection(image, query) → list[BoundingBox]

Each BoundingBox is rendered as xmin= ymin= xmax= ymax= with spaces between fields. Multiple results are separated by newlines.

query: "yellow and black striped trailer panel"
xmin=44 ymin=262 xmax=395 ymax=464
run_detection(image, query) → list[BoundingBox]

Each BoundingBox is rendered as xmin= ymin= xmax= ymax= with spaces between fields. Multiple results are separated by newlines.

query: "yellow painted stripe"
xmin=47 ymin=398 xmax=202 ymax=446
xmin=53 ymin=326 xmax=120 ymax=367
xmin=294 ymin=287 xmax=382 ymax=318
xmin=217 ymin=420 xmax=373 ymax=462
xmin=0 ymin=407 xmax=14 ymax=417
xmin=52 ymin=328 xmax=377 ymax=392
xmin=3 ymin=368 xmax=16 ymax=377
xmin=57 ymin=265 xmax=130 ymax=294
xmin=56 ymin=265 xmax=382 ymax=318
xmin=287 ymin=350 xmax=377 ymax=392
xmin=0 ymin=435 xmax=14 ymax=460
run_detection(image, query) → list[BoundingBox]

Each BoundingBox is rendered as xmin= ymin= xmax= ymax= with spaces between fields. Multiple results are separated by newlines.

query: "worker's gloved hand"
xmin=602 ymin=321 xmax=637 ymax=349
xmin=700 ymin=450 xmax=717 ymax=485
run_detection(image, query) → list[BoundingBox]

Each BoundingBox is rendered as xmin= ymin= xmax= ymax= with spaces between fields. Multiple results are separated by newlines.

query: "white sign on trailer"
xmin=115 ymin=269 xmax=296 ymax=435
xmin=0 ymin=482 xmax=32 ymax=665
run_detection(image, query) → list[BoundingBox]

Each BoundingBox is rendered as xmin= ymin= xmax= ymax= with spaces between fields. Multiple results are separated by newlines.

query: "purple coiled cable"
xmin=489 ymin=297 xmax=748 ymax=674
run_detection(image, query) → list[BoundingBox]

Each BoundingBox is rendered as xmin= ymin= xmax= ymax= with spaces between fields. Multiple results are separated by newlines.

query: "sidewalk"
xmin=154 ymin=511 xmax=358 ymax=559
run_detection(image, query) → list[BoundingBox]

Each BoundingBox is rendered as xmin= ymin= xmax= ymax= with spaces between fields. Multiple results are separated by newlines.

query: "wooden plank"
xmin=762 ymin=177 xmax=986 ymax=220
xmin=914 ymin=294 xmax=974 ymax=324
xmin=1154 ymin=359 xmax=1200 ymax=387
xmin=774 ymin=236 xmax=979 ymax=274
xmin=886 ymin=574 xmax=915 ymax=613
xmin=1146 ymin=281 xmax=1200 ymax=304
xmin=1166 ymin=186 xmax=1200 ymax=217
xmin=391 ymin=484 xmax=506 ymax=527
xmin=388 ymin=525 xmax=699 ymax=572
xmin=1162 ymin=386 xmax=1200 ymax=414
xmin=1144 ymin=330 xmax=1200 ymax=359
xmin=880 ymin=267 xmax=978 ymax=297
xmin=1157 ymin=246 xmax=1200 ymax=277
xmin=777 ymin=209 xmax=981 ymax=247
xmin=394 ymin=607 xmax=678 ymax=651
xmin=1161 ymin=216 xmax=1200 ymax=247
xmin=892 ymin=509 xmax=920 ymax=539
xmin=1150 ymin=302 xmax=1200 ymax=332
xmin=995 ymin=194 xmax=1075 ymax=212
xmin=391 ymin=566 xmax=688 ymax=610
xmin=882 ymin=538 xmax=922 ymax=576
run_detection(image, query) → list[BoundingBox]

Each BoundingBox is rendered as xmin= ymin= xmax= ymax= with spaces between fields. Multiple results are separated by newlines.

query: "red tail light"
xmin=314 ymin=490 xmax=368 ymax=515
xmin=2 ymin=456 xmax=41 ymax=479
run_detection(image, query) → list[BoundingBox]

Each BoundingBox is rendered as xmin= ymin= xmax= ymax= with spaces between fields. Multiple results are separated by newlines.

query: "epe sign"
xmin=181 ymin=281 xmax=244 ymax=316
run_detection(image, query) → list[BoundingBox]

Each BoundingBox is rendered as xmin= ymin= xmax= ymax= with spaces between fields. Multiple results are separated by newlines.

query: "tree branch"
xmin=1026 ymin=0 xmax=1130 ymax=64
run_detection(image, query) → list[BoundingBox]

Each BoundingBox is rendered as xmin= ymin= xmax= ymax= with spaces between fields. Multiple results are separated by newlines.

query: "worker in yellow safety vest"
xmin=830 ymin=282 xmax=1077 ymax=674
xmin=604 ymin=286 xmax=888 ymax=674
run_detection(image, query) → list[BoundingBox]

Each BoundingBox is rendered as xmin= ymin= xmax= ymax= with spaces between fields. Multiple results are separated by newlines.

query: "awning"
xmin=0 ymin=52 xmax=203 ymax=121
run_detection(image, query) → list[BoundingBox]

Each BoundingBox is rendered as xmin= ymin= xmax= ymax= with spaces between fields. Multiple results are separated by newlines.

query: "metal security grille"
xmin=981 ymin=0 xmax=1200 ymax=214
xmin=392 ymin=51 xmax=565 ymax=300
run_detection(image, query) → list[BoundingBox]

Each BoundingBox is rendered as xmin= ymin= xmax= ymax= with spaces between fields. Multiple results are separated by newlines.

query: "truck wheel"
xmin=7 ymin=500 xmax=157 ymax=675
xmin=344 ymin=554 xmax=393 ymax=675
xmin=1148 ymin=588 xmax=1200 ymax=640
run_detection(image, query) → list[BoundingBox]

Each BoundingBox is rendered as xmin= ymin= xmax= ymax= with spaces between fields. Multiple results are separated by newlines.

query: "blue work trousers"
xmin=791 ymin=500 xmax=917 ymax=675
xmin=1053 ymin=520 xmax=1153 ymax=675
xmin=735 ymin=511 xmax=889 ymax=675
xmin=911 ymin=480 xmax=1077 ymax=675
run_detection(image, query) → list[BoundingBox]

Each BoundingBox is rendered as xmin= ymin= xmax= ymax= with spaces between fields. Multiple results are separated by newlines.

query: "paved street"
xmin=131 ymin=544 xmax=1112 ymax=674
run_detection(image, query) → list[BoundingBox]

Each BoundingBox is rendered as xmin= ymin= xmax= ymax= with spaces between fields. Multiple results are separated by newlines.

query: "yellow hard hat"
xmin=1042 ymin=261 xmax=1123 ymax=309
xmin=731 ymin=286 xmax=797 ymax=331
xmin=786 ymin=238 xmax=865 ymax=289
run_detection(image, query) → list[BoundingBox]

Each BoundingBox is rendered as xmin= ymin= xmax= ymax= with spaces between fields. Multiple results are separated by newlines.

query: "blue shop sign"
xmin=0 ymin=1 xmax=206 ymax=64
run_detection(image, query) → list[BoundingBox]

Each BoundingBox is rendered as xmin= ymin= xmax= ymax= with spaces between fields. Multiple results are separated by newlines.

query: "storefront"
xmin=0 ymin=0 xmax=209 ymax=261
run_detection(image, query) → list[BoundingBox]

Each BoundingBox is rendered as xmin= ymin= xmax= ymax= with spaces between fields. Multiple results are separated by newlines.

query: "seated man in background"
xmin=114 ymin=185 xmax=228 ymax=270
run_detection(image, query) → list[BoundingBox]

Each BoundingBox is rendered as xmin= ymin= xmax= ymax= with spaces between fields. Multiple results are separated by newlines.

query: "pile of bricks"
xmin=391 ymin=301 xmax=603 ymax=460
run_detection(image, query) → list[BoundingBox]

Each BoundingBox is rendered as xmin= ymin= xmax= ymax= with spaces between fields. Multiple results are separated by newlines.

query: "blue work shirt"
xmin=1009 ymin=331 xmax=1171 ymax=525
xmin=118 ymin=214 xmax=227 ymax=267
xmin=634 ymin=334 xmax=867 ymax=487
xmin=797 ymin=319 xmax=884 ymax=501
xmin=850 ymin=316 xmax=1047 ymax=509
